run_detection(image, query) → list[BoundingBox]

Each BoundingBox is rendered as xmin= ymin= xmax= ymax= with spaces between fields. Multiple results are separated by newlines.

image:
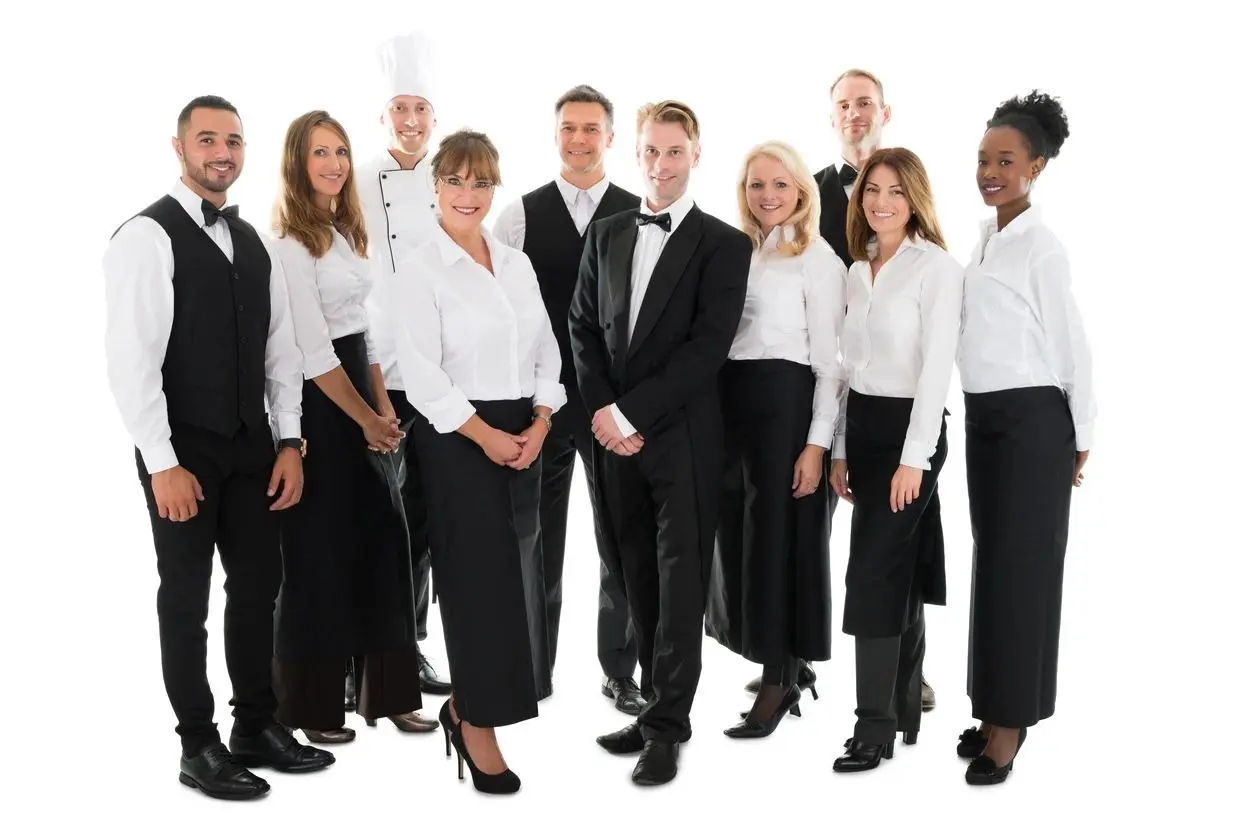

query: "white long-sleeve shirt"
xmin=959 ymin=205 xmax=1095 ymax=449
xmin=103 ymin=179 xmax=303 ymax=474
xmin=729 ymin=224 xmax=847 ymax=447
xmin=833 ymin=234 xmax=964 ymax=470
xmin=387 ymin=222 xmax=566 ymax=433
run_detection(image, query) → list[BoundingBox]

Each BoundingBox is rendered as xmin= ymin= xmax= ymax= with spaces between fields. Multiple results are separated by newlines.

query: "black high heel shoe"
xmin=956 ymin=726 xmax=987 ymax=758
xmin=437 ymin=698 xmax=521 ymax=795
xmin=965 ymin=726 xmax=1027 ymax=785
xmin=725 ymin=685 xmax=803 ymax=739
xmin=833 ymin=737 xmax=895 ymax=773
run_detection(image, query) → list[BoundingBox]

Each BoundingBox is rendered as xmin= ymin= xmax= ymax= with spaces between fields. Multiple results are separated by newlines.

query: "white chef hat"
xmin=377 ymin=30 xmax=439 ymax=109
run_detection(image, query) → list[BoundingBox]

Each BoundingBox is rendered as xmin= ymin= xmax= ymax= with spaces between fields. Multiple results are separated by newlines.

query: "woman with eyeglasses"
xmin=387 ymin=130 xmax=565 ymax=795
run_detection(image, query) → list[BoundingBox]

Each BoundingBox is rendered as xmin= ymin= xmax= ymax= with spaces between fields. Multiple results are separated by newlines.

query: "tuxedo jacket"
xmin=814 ymin=164 xmax=854 ymax=268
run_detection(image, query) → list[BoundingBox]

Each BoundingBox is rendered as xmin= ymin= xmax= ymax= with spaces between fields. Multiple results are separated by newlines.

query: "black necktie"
xmin=636 ymin=212 xmax=672 ymax=232
xmin=838 ymin=164 xmax=858 ymax=186
xmin=202 ymin=199 xmax=240 ymax=227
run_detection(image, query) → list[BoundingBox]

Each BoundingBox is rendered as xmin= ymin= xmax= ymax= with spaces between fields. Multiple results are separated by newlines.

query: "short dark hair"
xmin=554 ymin=84 xmax=614 ymax=127
xmin=177 ymin=95 xmax=240 ymax=139
xmin=986 ymin=90 xmax=1070 ymax=161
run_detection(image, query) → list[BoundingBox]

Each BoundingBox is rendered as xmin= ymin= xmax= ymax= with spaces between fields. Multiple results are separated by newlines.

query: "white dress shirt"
xmin=269 ymin=230 xmax=377 ymax=380
xmin=493 ymin=174 xmax=613 ymax=248
xmin=358 ymin=151 xmax=442 ymax=391
xmin=833 ymin=234 xmax=964 ymax=470
xmin=729 ymin=225 xmax=848 ymax=447
xmin=387 ymin=222 xmax=566 ymax=433
xmin=610 ymin=193 xmax=696 ymax=437
xmin=103 ymin=179 xmax=304 ymax=474
xmin=959 ymin=205 xmax=1095 ymax=450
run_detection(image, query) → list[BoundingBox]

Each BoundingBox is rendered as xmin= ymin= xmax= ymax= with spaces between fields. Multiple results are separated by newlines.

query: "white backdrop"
xmin=2 ymin=0 xmax=1248 ymax=833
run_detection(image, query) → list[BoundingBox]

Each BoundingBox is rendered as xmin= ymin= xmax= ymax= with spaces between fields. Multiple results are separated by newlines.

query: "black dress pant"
xmin=600 ymin=426 xmax=710 ymax=743
xmin=135 ymin=421 xmax=283 ymax=756
xmin=388 ymin=389 xmax=432 ymax=642
xmin=853 ymin=600 xmax=926 ymax=745
xmin=537 ymin=410 xmax=637 ymax=681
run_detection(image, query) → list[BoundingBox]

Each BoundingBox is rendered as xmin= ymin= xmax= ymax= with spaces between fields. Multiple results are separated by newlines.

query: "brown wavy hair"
xmin=272 ymin=110 xmax=368 ymax=258
xmin=846 ymin=147 xmax=946 ymax=262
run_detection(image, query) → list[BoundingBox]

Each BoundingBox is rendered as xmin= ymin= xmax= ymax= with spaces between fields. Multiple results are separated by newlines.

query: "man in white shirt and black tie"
xmin=571 ymin=100 xmax=752 ymax=785
xmin=103 ymin=95 xmax=334 ymax=799
xmin=492 ymin=84 xmax=644 ymax=714
xmin=356 ymin=31 xmax=451 ymax=701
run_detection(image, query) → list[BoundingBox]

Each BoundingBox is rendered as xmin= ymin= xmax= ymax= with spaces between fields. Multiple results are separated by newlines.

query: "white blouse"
xmin=387 ymin=222 xmax=566 ymax=434
xmin=728 ymin=225 xmax=847 ymax=447
xmin=270 ymin=230 xmax=377 ymax=380
xmin=833 ymin=234 xmax=964 ymax=470
xmin=959 ymin=205 xmax=1095 ymax=450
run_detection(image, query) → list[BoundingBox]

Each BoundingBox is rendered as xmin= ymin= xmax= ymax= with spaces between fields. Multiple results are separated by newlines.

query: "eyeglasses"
xmin=438 ymin=175 xmax=496 ymax=192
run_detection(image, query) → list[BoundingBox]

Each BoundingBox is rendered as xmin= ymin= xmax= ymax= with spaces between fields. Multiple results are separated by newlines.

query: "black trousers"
xmin=600 ymin=426 xmax=710 ymax=743
xmin=388 ymin=389 xmax=431 ymax=642
xmin=853 ymin=600 xmax=926 ymax=746
xmin=537 ymin=411 xmax=638 ymax=681
xmin=135 ymin=421 xmax=283 ymax=756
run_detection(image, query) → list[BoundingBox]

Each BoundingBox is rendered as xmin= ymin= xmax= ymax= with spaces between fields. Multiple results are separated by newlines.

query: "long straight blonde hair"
xmin=736 ymin=141 xmax=820 ymax=256
xmin=272 ymin=110 xmax=369 ymax=259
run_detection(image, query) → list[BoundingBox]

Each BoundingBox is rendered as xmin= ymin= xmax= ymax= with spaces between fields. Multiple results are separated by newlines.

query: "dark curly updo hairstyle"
xmin=987 ymin=90 xmax=1070 ymax=162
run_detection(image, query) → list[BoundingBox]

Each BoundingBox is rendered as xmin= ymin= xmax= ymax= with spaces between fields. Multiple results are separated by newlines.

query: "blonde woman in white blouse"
xmin=388 ymin=130 xmax=566 ymax=795
xmin=955 ymin=91 xmax=1094 ymax=786
xmin=707 ymin=141 xmax=845 ymax=739
xmin=829 ymin=147 xmax=963 ymax=774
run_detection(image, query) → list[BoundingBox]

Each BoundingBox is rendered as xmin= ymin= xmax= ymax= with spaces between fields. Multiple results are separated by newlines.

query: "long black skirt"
xmin=842 ymin=390 xmax=947 ymax=638
xmin=274 ymin=332 xmax=420 ymax=728
xmin=965 ymin=385 xmax=1075 ymax=727
xmin=413 ymin=397 xmax=539 ymax=728
xmin=706 ymin=359 xmax=833 ymax=665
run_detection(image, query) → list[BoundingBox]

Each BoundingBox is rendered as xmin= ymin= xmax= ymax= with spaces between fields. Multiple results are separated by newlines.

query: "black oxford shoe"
xmin=631 ymin=740 xmax=679 ymax=786
xmin=417 ymin=647 xmax=453 ymax=695
xmin=602 ymin=676 xmax=648 ymax=715
xmin=179 ymin=743 xmax=270 ymax=800
xmin=596 ymin=722 xmax=645 ymax=755
xmin=229 ymin=723 xmax=335 ymax=773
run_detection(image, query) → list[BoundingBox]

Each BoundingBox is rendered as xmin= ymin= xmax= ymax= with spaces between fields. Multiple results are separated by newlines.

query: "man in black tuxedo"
xmin=571 ymin=99 xmax=752 ymax=786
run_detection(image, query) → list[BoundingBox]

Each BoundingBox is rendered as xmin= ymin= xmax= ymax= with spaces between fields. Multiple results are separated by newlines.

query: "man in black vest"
xmin=572 ymin=100 xmax=752 ymax=785
xmin=104 ymin=95 xmax=334 ymax=800
xmin=493 ymin=85 xmax=645 ymax=713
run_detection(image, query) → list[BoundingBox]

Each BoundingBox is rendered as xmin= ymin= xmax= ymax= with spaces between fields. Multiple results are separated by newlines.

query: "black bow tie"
xmin=636 ymin=212 xmax=672 ymax=232
xmin=838 ymin=164 xmax=858 ymax=186
xmin=201 ymin=199 xmax=240 ymax=227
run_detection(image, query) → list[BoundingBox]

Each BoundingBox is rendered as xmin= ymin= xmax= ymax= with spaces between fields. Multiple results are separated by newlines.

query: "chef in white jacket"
xmin=354 ymin=29 xmax=451 ymax=701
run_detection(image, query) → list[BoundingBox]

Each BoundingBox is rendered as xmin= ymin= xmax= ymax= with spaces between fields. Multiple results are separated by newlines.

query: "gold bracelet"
xmin=533 ymin=412 xmax=552 ymax=431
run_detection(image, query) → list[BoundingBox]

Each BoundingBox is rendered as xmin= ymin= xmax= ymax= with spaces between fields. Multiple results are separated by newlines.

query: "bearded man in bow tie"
xmin=569 ymin=99 xmax=751 ymax=787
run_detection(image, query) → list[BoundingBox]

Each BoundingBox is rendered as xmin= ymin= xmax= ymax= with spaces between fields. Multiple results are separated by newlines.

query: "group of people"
xmin=102 ymin=29 xmax=1095 ymax=801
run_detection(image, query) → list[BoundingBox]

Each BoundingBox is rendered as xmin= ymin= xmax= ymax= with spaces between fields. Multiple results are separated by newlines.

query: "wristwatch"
xmin=533 ymin=412 xmax=552 ymax=432
xmin=279 ymin=437 xmax=307 ymax=458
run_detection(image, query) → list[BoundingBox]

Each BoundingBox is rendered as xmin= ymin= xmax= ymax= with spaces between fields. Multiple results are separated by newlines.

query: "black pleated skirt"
xmin=965 ymin=385 xmax=1075 ymax=727
xmin=706 ymin=359 xmax=833 ymax=665
xmin=274 ymin=332 xmax=420 ymax=727
xmin=412 ymin=397 xmax=540 ymax=728
xmin=842 ymin=390 xmax=947 ymax=638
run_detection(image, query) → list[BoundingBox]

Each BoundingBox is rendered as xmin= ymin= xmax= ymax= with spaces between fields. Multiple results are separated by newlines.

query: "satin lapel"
xmin=627 ymin=208 xmax=702 ymax=360
xmin=607 ymin=217 xmax=637 ymax=378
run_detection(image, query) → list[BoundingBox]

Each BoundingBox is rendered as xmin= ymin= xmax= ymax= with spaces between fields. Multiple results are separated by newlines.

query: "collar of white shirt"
xmin=638 ymin=192 xmax=695 ymax=230
xmin=555 ymin=174 xmax=610 ymax=210
xmin=762 ymin=223 xmax=798 ymax=250
xmin=170 ymin=179 xmax=219 ymax=228
xmin=979 ymin=203 xmax=1044 ymax=241
xmin=866 ymin=232 xmax=934 ymax=260
xmin=431 ymin=221 xmax=515 ymax=270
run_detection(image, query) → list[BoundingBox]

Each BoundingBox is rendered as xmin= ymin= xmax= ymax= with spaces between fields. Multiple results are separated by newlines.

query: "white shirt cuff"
xmin=832 ymin=434 xmax=847 ymax=461
xmin=900 ymin=441 xmax=935 ymax=471
xmin=1074 ymin=421 xmax=1095 ymax=452
xmin=274 ymin=412 xmax=302 ymax=440
xmin=140 ymin=440 xmax=179 ymax=475
xmin=807 ymin=419 xmax=835 ymax=449
xmin=533 ymin=380 xmax=567 ymax=414
xmin=609 ymin=403 xmax=637 ymax=438
xmin=426 ymin=387 xmax=477 ymax=434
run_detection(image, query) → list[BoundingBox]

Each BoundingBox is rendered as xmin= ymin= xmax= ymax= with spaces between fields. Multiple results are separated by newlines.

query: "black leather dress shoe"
xmin=596 ymin=722 xmax=645 ymax=754
xmin=601 ymin=676 xmax=648 ymax=715
xmin=631 ymin=740 xmax=679 ymax=786
xmin=833 ymin=737 xmax=895 ymax=773
xmin=179 ymin=743 xmax=270 ymax=800
xmin=922 ymin=675 xmax=936 ymax=712
xmin=417 ymin=647 xmax=452 ymax=695
xmin=746 ymin=662 xmax=818 ymax=698
xmin=229 ymin=723 xmax=335 ymax=773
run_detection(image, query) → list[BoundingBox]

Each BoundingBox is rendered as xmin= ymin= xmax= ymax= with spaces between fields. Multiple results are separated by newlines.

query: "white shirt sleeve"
xmin=103 ymin=217 xmax=179 ymax=474
xmin=803 ymin=247 xmax=847 ymax=448
xmin=831 ymin=268 xmax=852 ymax=461
xmin=388 ymin=268 xmax=477 ymax=433
xmin=900 ymin=255 xmax=964 ymax=470
xmin=271 ymin=236 xmax=341 ymax=380
xmin=1034 ymin=249 xmax=1095 ymax=450
xmin=526 ymin=266 xmax=567 ymax=413
xmin=609 ymin=404 xmax=638 ymax=438
xmin=262 ymin=247 xmax=304 ymax=440
xmin=491 ymin=199 xmax=527 ymax=251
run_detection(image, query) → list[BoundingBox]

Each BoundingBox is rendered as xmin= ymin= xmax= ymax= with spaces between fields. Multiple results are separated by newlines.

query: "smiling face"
xmin=174 ymin=107 xmax=244 ymax=195
xmin=831 ymin=74 xmax=889 ymax=156
xmin=861 ymin=163 xmax=911 ymax=238
xmin=384 ymin=95 xmax=436 ymax=157
xmin=435 ymin=166 xmax=495 ymax=235
xmin=744 ymin=154 xmax=799 ymax=232
xmin=977 ymin=125 xmax=1042 ymax=210
xmin=306 ymin=124 xmax=350 ymax=207
xmin=557 ymin=100 xmax=613 ymax=177
xmin=637 ymin=119 xmax=699 ymax=209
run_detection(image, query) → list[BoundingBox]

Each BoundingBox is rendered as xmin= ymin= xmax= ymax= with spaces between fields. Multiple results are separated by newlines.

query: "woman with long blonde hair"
xmin=706 ymin=140 xmax=845 ymax=738
xmin=267 ymin=110 xmax=431 ymax=744
xmin=829 ymin=147 xmax=962 ymax=773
